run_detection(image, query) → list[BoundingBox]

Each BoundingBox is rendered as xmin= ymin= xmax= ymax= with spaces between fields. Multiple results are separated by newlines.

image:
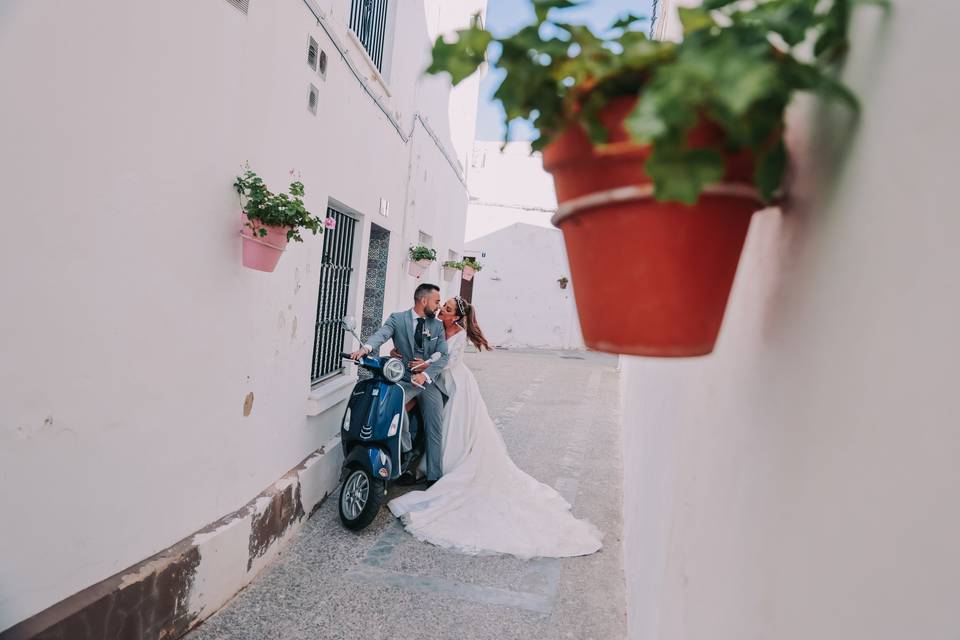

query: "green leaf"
xmin=754 ymin=140 xmax=787 ymax=201
xmin=731 ymin=0 xmax=818 ymax=46
xmin=645 ymin=147 xmax=725 ymax=205
xmin=702 ymin=0 xmax=740 ymax=9
xmin=426 ymin=28 xmax=491 ymax=85
xmin=678 ymin=7 xmax=715 ymax=34
xmin=609 ymin=13 xmax=647 ymax=30
xmin=711 ymin=55 xmax=779 ymax=116
xmin=532 ymin=0 xmax=580 ymax=23
xmin=815 ymin=74 xmax=860 ymax=111
xmin=625 ymin=96 xmax=669 ymax=142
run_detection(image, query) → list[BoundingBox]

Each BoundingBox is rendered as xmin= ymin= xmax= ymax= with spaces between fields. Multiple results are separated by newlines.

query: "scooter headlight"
xmin=383 ymin=358 xmax=404 ymax=383
xmin=387 ymin=413 xmax=401 ymax=437
xmin=341 ymin=408 xmax=351 ymax=432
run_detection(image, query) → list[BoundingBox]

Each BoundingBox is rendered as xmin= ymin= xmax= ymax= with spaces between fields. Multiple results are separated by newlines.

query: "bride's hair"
xmin=454 ymin=296 xmax=492 ymax=352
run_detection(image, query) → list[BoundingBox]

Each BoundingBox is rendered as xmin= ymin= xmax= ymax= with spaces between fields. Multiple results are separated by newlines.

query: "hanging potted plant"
xmin=428 ymin=0 xmax=880 ymax=356
xmin=461 ymin=256 xmax=483 ymax=281
xmin=234 ymin=167 xmax=327 ymax=272
xmin=558 ymin=276 xmax=569 ymax=290
xmin=408 ymin=245 xmax=438 ymax=278
xmin=442 ymin=260 xmax=463 ymax=281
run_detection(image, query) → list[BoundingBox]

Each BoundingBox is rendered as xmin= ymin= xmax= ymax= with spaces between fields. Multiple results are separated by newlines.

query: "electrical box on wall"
xmin=379 ymin=198 xmax=389 ymax=217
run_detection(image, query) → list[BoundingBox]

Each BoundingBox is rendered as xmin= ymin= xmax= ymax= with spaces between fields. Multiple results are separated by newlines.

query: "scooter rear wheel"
xmin=339 ymin=468 xmax=386 ymax=530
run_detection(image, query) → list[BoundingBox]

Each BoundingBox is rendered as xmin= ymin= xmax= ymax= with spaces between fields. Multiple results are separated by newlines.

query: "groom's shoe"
xmin=396 ymin=472 xmax=423 ymax=486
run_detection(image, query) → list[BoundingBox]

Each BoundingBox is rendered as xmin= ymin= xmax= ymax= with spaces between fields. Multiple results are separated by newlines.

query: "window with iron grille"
xmin=349 ymin=0 xmax=390 ymax=73
xmin=311 ymin=207 xmax=358 ymax=385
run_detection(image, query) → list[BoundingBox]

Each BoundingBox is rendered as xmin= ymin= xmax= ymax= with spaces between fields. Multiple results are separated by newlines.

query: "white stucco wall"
xmin=0 ymin=0 xmax=483 ymax=629
xmin=623 ymin=3 xmax=960 ymax=639
xmin=465 ymin=142 xmax=557 ymax=241
xmin=464 ymin=224 xmax=584 ymax=350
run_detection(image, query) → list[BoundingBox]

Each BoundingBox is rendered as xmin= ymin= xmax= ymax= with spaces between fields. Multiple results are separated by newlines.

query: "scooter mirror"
xmin=340 ymin=316 xmax=356 ymax=331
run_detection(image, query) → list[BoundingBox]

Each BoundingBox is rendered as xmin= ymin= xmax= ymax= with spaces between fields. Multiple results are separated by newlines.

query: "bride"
xmin=388 ymin=296 xmax=602 ymax=559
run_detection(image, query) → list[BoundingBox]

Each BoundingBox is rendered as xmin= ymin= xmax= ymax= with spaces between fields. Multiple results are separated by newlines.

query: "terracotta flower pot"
xmin=408 ymin=258 xmax=432 ymax=278
xmin=241 ymin=213 xmax=290 ymax=272
xmin=543 ymin=98 xmax=764 ymax=357
xmin=461 ymin=265 xmax=477 ymax=281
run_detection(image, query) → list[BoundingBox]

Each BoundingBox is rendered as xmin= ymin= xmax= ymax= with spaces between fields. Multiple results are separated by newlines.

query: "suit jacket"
xmin=364 ymin=310 xmax=449 ymax=391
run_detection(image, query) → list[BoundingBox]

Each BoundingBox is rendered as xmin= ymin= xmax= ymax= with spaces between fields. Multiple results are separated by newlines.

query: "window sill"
xmin=306 ymin=374 xmax=356 ymax=417
xmin=345 ymin=29 xmax=392 ymax=98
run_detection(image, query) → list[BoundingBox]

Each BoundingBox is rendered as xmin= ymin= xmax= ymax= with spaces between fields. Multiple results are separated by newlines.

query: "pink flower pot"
xmin=462 ymin=265 xmax=477 ymax=281
xmin=241 ymin=213 xmax=290 ymax=272
xmin=408 ymin=258 xmax=432 ymax=278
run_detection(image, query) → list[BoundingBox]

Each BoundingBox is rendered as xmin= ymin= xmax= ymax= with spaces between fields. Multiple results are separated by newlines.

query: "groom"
xmin=349 ymin=283 xmax=449 ymax=485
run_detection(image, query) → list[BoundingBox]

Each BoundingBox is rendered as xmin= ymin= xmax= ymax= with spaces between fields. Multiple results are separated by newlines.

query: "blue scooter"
xmin=336 ymin=317 xmax=435 ymax=530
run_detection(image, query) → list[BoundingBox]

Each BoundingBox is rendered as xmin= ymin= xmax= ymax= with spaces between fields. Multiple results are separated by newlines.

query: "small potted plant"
xmin=461 ymin=256 xmax=482 ymax=281
xmin=428 ymin=0 xmax=881 ymax=356
xmin=408 ymin=245 xmax=438 ymax=278
xmin=442 ymin=260 xmax=463 ymax=281
xmin=558 ymin=276 xmax=569 ymax=290
xmin=234 ymin=167 xmax=326 ymax=272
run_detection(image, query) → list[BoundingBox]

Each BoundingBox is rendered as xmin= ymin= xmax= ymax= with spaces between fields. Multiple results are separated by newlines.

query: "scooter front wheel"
xmin=339 ymin=468 xmax=386 ymax=530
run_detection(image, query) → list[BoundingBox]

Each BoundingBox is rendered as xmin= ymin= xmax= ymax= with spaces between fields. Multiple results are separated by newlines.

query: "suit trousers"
xmin=399 ymin=380 xmax=445 ymax=481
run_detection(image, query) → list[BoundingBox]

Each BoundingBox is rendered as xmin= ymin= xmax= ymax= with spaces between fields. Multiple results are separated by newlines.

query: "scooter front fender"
xmin=340 ymin=445 xmax=392 ymax=483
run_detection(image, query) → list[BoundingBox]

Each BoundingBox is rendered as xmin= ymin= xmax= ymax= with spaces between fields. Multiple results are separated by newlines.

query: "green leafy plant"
xmin=234 ymin=167 xmax=324 ymax=242
xmin=409 ymin=245 xmax=438 ymax=262
xmin=558 ymin=276 xmax=569 ymax=288
xmin=462 ymin=256 xmax=483 ymax=271
xmin=427 ymin=0 xmax=887 ymax=204
xmin=442 ymin=260 xmax=464 ymax=269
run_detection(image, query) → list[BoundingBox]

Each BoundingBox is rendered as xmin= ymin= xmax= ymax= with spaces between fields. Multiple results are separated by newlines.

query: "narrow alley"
xmin=186 ymin=349 xmax=625 ymax=640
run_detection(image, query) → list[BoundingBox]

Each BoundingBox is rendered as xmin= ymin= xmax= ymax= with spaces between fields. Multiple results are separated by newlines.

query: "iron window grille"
xmin=311 ymin=207 xmax=358 ymax=385
xmin=349 ymin=0 xmax=390 ymax=72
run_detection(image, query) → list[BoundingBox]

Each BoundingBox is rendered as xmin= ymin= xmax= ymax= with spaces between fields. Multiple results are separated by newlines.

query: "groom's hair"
xmin=414 ymin=283 xmax=440 ymax=303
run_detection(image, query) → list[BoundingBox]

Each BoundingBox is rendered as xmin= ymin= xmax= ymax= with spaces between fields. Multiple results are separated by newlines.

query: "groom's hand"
xmin=409 ymin=358 xmax=426 ymax=370
xmin=348 ymin=346 xmax=370 ymax=360
xmin=411 ymin=373 xmax=428 ymax=387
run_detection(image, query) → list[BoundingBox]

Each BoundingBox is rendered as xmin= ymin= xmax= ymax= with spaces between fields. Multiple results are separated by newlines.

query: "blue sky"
xmin=475 ymin=0 xmax=653 ymax=141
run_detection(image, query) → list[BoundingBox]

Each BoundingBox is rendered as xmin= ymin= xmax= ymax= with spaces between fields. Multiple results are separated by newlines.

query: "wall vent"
xmin=307 ymin=84 xmax=319 ymax=115
xmin=307 ymin=36 xmax=319 ymax=71
xmin=318 ymin=50 xmax=328 ymax=79
xmin=224 ymin=0 xmax=249 ymax=14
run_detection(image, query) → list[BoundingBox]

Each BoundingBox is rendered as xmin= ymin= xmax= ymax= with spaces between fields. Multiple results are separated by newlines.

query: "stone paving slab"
xmin=186 ymin=349 xmax=625 ymax=640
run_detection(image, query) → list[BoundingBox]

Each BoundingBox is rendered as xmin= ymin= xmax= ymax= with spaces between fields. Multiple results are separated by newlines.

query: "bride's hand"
xmin=389 ymin=348 xmax=402 ymax=359
xmin=409 ymin=358 xmax=427 ymax=370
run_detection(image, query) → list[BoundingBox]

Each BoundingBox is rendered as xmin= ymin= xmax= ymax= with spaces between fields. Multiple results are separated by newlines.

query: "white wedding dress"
xmin=388 ymin=330 xmax=603 ymax=559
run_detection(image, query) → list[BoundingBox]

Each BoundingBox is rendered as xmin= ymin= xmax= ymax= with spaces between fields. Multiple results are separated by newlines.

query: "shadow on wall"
xmin=754 ymin=9 xmax=894 ymax=348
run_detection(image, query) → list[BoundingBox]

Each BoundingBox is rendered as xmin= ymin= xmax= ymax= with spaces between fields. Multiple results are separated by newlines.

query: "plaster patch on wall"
xmin=291 ymin=316 xmax=298 ymax=340
xmin=242 ymin=393 xmax=254 ymax=417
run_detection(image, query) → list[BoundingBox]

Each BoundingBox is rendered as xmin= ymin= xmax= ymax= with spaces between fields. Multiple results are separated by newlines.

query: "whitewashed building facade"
xmin=0 ymin=0 xmax=485 ymax=636
xmin=461 ymin=142 xmax=583 ymax=350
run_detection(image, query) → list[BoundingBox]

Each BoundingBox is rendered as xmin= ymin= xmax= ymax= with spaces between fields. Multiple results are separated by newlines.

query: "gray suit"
xmin=364 ymin=310 xmax=449 ymax=480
